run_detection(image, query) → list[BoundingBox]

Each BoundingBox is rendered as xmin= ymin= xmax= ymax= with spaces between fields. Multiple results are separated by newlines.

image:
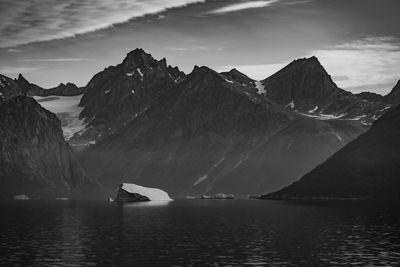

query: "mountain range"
xmin=0 ymin=48 xmax=398 ymax=199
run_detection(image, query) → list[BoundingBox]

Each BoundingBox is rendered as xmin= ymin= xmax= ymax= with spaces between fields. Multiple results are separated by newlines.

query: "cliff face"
xmin=0 ymin=74 xmax=25 ymax=99
xmin=262 ymin=104 xmax=400 ymax=201
xmin=0 ymin=96 xmax=92 ymax=199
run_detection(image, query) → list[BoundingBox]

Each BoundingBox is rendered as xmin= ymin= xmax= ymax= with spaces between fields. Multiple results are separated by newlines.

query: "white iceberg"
xmin=115 ymin=183 xmax=172 ymax=202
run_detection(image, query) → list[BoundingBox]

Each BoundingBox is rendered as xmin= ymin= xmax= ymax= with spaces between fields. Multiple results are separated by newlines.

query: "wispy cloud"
xmin=0 ymin=66 xmax=40 ymax=75
xmin=284 ymin=0 xmax=312 ymax=6
xmin=19 ymin=58 xmax=92 ymax=62
xmin=6 ymin=48 xmax=21 ymax=53
xmin=166 ymin=46 xmax=223 ymax=51
xmin=208 ymin=0 xmax=279 ymax=14
xmin=0 ymin=0 xmax=205 ymax=48
xmin=312 ymin=36 xmax=400 ymax=94
xmin=216 ymin=36 xmax=400 ymax=94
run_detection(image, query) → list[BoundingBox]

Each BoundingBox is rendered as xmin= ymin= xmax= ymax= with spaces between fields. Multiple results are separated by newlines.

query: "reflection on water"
xmin=0 ymin=200 xmax=400 ymax=266
xmin=121 ymin=200 xmax=172 ymax=208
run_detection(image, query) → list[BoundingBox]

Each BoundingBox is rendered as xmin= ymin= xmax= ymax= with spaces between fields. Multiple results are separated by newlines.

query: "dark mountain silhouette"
xmin=0 ymin=73 xmax=84 ymax=99
xmin=69 ymin=48 xmax=185 ymax=148
xmin=17 ymin=74 xmax=86 ymax=97
xmin=80 ymin=65 xmax=366 ymax=196
xmin=220 ymin=68 xmax=256 ymax=87
xmin=2 ymin=49 xmax=396 ymax=198
xmin=262 ymin=57 xmax=391 ymax=123
xmin=262 ymin=104 xmax=400 ymax=201
xmin=385 ymin=80 xmax=400 ymax=105
xmin=0 ymin=96 xmax=95 ymax=199
xmin=356 ymin=91 xmax=385 ymax=103
xmin=0 ymin=74 xmax=26 ymax=99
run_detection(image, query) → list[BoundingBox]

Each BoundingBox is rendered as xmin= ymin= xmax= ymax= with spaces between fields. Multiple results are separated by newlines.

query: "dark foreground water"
xmin=1 ymin=200 xmax=400 ymax=266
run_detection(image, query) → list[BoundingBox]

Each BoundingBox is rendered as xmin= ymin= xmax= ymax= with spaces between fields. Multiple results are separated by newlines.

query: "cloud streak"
xmin=0 ymin=0 xmax=204 ymax=48
xmin=0 ymin=66 xmax=40 ymax=75
xmin=312 ymin=36 xmax=400 ymax=94
xmin=19 ymin=58 xmax=92 ymax=62
xmin=208 ymin=0 xmax=279 ymax=14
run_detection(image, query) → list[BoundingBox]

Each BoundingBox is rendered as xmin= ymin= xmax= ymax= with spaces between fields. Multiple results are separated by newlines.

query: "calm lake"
xmin=1 ymin=199 xmax=400 ymax=266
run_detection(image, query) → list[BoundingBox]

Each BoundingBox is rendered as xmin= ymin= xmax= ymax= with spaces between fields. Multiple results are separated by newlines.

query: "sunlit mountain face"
xmin=0 ymin=0 xmax=399 ymax=94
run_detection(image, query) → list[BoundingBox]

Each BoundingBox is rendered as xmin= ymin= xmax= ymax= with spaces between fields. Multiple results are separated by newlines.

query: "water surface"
xmin=1 ymin=200 xmax=400 ymax=266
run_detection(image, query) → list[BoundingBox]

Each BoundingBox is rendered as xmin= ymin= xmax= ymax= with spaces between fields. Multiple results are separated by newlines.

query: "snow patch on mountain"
xmin=298 ymin=112 xmax=347 ymax=120
xmin=193 ymin=175 xmax=208 ymax=186
xmin=232 ymin=155 xmax=248 ymax=170
xmin=334 ymin=132 xmax=343 ymax=144
xmin=213 ymin=157 xmax=225 ymax=168
xmin=137 ymin=68 xmax=144 ymax=77
xmin=255 ymin=81 xmax=266 ymax=94
xmin=286 ymin=100 xmax=295 ymax=109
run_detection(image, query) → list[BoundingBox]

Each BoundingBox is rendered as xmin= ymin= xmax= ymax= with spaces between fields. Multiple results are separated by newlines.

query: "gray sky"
xmin=0 ymin=0 xmax=399 ymax=94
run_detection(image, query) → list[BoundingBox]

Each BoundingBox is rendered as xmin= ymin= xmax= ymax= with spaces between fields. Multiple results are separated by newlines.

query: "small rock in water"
xmin=13 ymin=194 xmax=29 ymax=201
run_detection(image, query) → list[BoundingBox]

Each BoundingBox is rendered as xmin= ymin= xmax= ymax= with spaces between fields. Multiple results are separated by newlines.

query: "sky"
xmin=0 ymin=0 xmax=399 ymax=94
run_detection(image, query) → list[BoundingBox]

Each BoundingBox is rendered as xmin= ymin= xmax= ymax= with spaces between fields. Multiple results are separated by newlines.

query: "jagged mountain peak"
xmin=72 ymin=49 xmax=185 ymax=148
xmin=122 ymin=48 xmax=158 ymax=70
xmin=0 ymin=73 xmax=24 ymax=99
xmin=17 ymin=73 xmax=28 ymax=82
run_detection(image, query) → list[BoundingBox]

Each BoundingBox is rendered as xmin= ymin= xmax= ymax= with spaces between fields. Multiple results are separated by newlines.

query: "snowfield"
xmin=255 ymin=81 xmax=266 ymax=94
xmin=34 ymin=95 xmax=85 ymax=140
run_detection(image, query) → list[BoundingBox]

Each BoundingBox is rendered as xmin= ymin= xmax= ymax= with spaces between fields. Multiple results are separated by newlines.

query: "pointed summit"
xmin=0 ymin=73 xmax=24 ymax=99
xmin=262 ymin=56 xmax=390 ymax=121
xmin=262 ymin=56 xmax=338 ymax=109
xmin=220 ymin=68 xmax=255 ymax=87
xmin=122 ymin=48 xmax=157 ymax=70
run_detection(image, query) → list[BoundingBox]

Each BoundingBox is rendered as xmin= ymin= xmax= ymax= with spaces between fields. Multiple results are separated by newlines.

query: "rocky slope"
xmin=69 ymin=48 xmax=185 ymax=149
xmin=262 ymin=104 xmax=400 ymax=201
xmin=0 ymin=96 xmax=94 ymax=199
xmin=385 ymin=80 xmax=400 ymax=105
xmin=262 ymin=57 xmax=391 ymax=124
xmin=80 ymin=66 xmax=366 ymax=196
xmin=0 ymin=74 xmax=26 ymax=99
